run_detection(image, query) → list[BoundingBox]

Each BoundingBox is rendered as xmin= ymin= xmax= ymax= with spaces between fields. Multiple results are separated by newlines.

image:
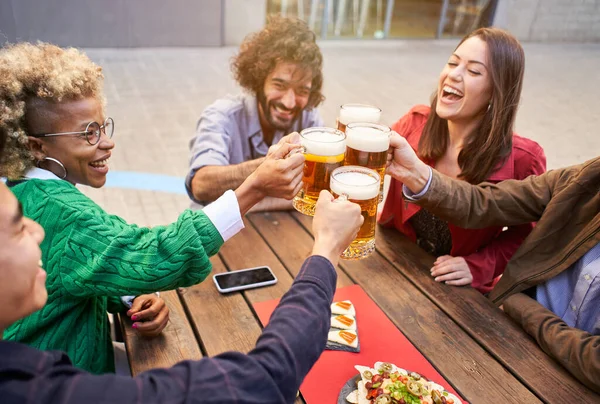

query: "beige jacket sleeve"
xmin=415 ymin=168 xmax=559 ymax=228
xmin=503 ymin=293 xmax=600 ymax=393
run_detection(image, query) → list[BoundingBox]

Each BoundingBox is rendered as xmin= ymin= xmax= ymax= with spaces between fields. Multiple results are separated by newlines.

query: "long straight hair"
xmin=418 ymin=28 xmax=525 ymax=184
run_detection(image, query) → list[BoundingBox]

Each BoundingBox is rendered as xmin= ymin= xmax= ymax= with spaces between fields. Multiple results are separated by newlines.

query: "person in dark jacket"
xmin=0 ymin=121 xmax=364 ymax=403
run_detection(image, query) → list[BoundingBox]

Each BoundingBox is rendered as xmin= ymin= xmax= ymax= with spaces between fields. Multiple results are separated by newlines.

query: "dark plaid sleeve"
xmin=1 ymin=255 xmax=337 ymax=404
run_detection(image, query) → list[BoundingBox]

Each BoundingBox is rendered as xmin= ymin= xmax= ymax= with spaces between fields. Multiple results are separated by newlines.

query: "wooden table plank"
xmin=247 ymin=212 xmax=354 ymax=288
xmin=291 ymin=212 xmax=540 ymax=403
xmin=376 ymin=226 xmax=600 ymax=402
xmin=292 ymin=210 xmax=314 ymax=234
xmin=218 ymin=217 xmax=297 ymax=303
xmin=179 ymin=255 xmax=263 ymax=356
xmin=120 ymin=289 xmax=202 ymax=376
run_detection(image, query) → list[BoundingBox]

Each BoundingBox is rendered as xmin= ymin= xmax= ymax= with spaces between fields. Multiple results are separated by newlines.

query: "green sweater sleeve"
xmin=20 ymin=180 xmax=224 ymax=297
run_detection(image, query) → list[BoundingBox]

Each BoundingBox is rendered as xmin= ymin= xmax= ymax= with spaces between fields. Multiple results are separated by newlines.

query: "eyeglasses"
xmin=29 ymin=117 xmax=114 ymax=146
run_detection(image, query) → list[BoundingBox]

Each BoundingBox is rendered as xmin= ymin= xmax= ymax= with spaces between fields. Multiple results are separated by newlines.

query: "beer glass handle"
xmin=336 ymin=193 xmax=349 ymax=202
xmin=285 ymin=145 xmax=306 ymax=159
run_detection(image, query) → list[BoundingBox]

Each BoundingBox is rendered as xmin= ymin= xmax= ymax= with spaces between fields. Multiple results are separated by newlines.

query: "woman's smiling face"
xmin=436 ymin=36 xmax=493 ymax=124
xmin=27 ymin=97 xmax=115 ymax=188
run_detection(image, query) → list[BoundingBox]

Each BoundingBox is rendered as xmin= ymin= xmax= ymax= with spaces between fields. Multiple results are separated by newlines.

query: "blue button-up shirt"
xmin=185 ymin=93 xmax=323 ymax=204
xmin=536 ymin=241 xmax=600 ymax=335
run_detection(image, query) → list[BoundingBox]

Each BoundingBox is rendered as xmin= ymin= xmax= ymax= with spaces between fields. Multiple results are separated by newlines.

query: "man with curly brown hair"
xmin=186 ymin=16 xmax=325 ymax=211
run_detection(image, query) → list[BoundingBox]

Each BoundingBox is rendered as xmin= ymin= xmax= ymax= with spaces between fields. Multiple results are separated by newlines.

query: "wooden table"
xmin=121 ymin=211 xmax=599 ymax=403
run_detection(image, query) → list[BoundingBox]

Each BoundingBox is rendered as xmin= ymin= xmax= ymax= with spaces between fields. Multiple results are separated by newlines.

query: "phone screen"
xmin=215 ymin=267 xmax=276 ymax=290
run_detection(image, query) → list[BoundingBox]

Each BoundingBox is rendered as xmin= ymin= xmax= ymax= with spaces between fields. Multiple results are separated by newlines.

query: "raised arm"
xmin=30 ymin=141 xmax=305 ymax=297
xmin=190 ymin=130 xmax=303 ymax=206
xmin=25 ymin=256 xmax=339 ymax=404
xmin=386 ymin=133 xmax=558 ymax=229
xmin=186 ymin=109 xmax=265 ymax=203
xmin=191 ymin=159 xmax=264 ymax=203
xmin=415 ymin=170 xmax=554 ymax=229
xmin=56 ymin=203 xmax=224 ymax=297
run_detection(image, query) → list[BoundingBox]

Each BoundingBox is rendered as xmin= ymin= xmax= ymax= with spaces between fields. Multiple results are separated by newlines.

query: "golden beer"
xmin=336 ymin=103 xmax=382 ymax=133
xmin=330 ymin=166 xmax=380 ymax=260
xmin=293 ymin=128 xmax=346 ymax=216
xmin=344 ymin=123 xmax=391 ymax=202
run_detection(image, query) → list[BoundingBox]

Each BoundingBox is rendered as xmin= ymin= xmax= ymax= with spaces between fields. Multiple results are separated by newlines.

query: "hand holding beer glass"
xmin=337 ymin=103 xmax=382 ymax=132
xmin=292 ymin=127 xmax=346 ymax=216
xmin=311 ymin=190 xmax=364 ymax=267
xmin=330 ymin=166 xmax=380 ymax=260
xmin=344 ymin=123 xmax=391 ymax=202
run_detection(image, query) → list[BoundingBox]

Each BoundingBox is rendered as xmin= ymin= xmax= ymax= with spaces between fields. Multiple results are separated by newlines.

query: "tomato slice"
xmin=336 ymin=315 xmax=355 ymax=327
xmin=335 ymin=301 xmax=352 ymax=310
xmin=339 ymin=331 xmax=357 ymax=345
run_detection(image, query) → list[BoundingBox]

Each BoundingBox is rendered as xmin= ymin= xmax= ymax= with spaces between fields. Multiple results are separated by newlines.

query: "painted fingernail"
xmin=131 ymin=315 xmax=138 ymax=321
xmin=132 ymin=323 xmax=138 ymax=329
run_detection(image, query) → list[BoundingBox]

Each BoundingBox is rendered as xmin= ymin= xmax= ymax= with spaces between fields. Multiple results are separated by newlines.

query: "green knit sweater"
xmin=6 ymin=179 xmax=223 ymax=374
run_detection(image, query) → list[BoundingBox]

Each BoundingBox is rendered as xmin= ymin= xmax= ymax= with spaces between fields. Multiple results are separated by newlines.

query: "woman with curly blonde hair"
xmin=187 ymin=16 xmax=325 ymax=210
xmin=0 ymin=42 xmax=306 ymax=374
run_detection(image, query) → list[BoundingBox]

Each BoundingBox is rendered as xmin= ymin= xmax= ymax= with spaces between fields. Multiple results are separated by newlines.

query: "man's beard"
xmin=257 ymin=90 xmax=301 ymax=131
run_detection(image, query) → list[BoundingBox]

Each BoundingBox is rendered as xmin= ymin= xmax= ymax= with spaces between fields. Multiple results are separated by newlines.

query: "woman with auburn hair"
xmin=0 ymin=42 xmax=305 ymax=374
xmin=379 ymin=27 xmax=546 ymax=294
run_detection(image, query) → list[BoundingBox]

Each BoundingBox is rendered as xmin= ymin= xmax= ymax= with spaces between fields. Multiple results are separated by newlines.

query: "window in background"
xmin=266 ymin=0 xmax=496 ymax=39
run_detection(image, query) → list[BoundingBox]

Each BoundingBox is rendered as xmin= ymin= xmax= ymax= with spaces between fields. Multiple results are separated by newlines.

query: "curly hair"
xmin=0 ymin=121 xmax=5 ymax=159
xmin=0 ymin=42 xmax=104 ymax=179
xmin=231 ymin=16 xmax=324 ymax=109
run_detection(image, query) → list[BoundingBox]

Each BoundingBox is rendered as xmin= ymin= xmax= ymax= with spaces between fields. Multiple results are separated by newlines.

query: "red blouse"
xmin=379 ymin=105 xmax=547 ymax=293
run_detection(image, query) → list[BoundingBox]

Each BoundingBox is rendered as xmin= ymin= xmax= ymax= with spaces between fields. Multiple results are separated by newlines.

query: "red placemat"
xmin=254 ymin=284 xmax=465 ymax=404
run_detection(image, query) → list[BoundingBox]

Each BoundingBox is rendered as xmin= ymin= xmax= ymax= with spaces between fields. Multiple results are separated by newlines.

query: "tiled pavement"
xmin=80 ymin=40 xmax=600 ymax=227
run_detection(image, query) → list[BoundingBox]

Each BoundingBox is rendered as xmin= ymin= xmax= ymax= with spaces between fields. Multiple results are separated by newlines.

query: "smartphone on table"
xmin=213 ymin=266 xmax=278 ymax=294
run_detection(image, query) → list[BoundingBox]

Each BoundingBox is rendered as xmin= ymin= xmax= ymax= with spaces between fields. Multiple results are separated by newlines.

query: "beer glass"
xmin=292 ymin=127 xmax=346 ymax=216
xmin=330 ymin=166 xmax=380 ymax=260
xmin=337 ymin=103 xmax=382 ymax=133
xmin=344 ymin=122 xmax=391 ymax=202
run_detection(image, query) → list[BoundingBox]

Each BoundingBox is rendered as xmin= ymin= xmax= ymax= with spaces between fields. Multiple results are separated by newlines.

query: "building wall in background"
xmin=0 ymin=0 xmax=223 ymax=47
xmin=0 ymin=1 xmax=17 ymax=44
xmin=495 ymin=0 xmax=600 ymax=42
xmin=2 ymin=0 xmax=599 ymax=46
xmin=225 ymin=0 xmax=266 ymax=45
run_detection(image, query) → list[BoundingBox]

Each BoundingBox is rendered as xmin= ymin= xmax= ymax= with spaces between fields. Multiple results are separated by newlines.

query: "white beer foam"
xmin=331 ymin=171 xmax=380 ymax=200
xmin=301 ymin=130 xmax=346 ymax=156
xmin=346 ymin=126 xmax=390 ymax=153
xmin=339 ymin=105 xmax=381 ymax=125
